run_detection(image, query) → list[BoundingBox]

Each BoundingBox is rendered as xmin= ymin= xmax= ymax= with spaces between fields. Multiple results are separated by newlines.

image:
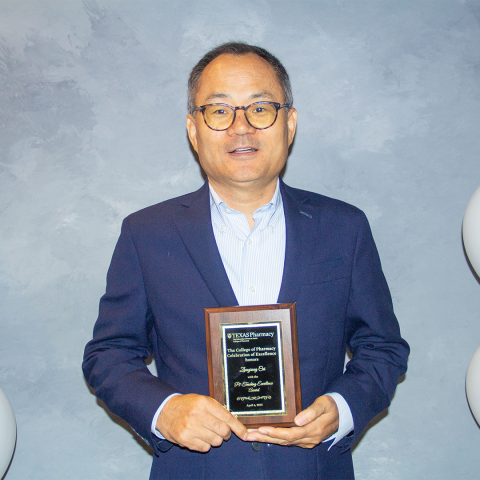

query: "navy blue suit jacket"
xmin=83 ymin=180 xmax=409 ymax=480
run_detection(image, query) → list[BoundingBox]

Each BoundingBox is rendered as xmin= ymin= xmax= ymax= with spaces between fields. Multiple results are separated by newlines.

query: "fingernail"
xmin=295 ymin=418 xmax=303 ymax=426
xmin=258 ymin=428 xmax=268 ymax=434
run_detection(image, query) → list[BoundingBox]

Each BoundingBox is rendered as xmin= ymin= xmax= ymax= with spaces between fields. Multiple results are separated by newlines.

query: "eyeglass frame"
xmin=191 ymin=101 xmax=292 ymax=131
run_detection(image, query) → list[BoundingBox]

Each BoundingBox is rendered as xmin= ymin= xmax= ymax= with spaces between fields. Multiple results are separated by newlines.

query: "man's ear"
xmin=287 ymin=108 xmax=297 ymax=147
xmin=186 ymin=114 xmax=198 ymax=153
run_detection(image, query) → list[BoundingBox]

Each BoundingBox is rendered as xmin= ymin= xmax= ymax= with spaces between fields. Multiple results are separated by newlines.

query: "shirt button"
xmin=246 ymin=238 xmax=252 ymax=245
xmin=268 ymin=225 xmax=274 ymax=231
xmin=225 ymin=208 xmax=231 ymax=214
xmin=252 ymin=441 xmax=261 ymax=452
xmin=250 ymin=286 xmax=255 ymax=293
xmin=220 ymin=225 xmax=226 ymax=232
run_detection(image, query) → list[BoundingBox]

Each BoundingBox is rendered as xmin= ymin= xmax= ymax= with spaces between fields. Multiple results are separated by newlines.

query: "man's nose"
xmin=227 ymin=109 xmax=256 ymax=135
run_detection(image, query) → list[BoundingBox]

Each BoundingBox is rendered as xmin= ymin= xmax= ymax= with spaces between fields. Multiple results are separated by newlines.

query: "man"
xmin=83 ymin=42 xmax=409 ymax=479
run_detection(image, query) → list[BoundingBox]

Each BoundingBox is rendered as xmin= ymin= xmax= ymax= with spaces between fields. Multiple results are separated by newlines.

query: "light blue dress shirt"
xmin=152 ymin=180 xmax=353 ymax=447
xmin=209 ymin=179 xmax=286 ymax=306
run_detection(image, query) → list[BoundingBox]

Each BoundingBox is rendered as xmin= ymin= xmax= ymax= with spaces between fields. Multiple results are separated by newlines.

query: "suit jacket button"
xmin=251 ymin=441 xmax=261 ymax=452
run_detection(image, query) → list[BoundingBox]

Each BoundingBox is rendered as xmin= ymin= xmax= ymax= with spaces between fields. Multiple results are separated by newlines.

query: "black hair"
xmin=187 ymin=41 xmax=293 ymax=114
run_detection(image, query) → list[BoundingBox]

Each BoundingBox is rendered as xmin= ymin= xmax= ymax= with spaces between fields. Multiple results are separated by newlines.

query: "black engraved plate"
xmin=222 ymin=323 xmax=285 ymax=415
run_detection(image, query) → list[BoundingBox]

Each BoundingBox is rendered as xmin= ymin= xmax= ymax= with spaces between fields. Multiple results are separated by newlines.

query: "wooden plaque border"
xmin=205 ymin=303 xmax=302 ymax=428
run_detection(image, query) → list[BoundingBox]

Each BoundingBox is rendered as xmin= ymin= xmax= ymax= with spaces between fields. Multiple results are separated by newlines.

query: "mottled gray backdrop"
xmin=1 ymin=1 xmax=480 ymax=478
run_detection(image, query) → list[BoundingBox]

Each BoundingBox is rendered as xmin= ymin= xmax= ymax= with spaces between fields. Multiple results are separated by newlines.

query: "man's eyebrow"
xmin=204 ymin=93 xmax=231 ymax=103
xmin=203 ymin=91 xmax=277 ymax=103
xmin=250 ymin=91 xmax=276 ymax=100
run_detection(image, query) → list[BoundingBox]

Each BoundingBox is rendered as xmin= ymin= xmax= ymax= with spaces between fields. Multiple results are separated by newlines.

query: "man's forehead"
xmin=196 ymin=53 xmax=282 ymax=102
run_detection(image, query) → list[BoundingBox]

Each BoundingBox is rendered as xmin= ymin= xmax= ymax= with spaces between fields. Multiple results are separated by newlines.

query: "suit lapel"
xmin=173 ymin=182 xmax=238 ymax=307
xmin=277 ymin=181 xmax=316 ymax=304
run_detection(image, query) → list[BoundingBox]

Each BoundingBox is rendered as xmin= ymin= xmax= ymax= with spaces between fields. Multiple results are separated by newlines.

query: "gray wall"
xmin=1 ymin=1 xmax=480 ymax=478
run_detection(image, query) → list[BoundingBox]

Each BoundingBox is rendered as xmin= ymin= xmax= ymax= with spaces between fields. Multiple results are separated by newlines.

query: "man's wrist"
xmin=151 ymin=393 xmax=182 ymax=439
xmin=322 ymin=392 xmax=354 ymax=449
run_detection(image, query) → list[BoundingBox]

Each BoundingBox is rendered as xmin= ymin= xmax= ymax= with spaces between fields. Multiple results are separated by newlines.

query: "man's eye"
xmin=212 ymin=109 xmax=228 ymax=115
xmin=252 ymin=107 xmax=266 ymax=113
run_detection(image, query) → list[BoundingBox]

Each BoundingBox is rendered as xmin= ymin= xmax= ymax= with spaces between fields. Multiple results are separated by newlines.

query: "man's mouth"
xmin=229 ymin=147 xmax=258 ymax=154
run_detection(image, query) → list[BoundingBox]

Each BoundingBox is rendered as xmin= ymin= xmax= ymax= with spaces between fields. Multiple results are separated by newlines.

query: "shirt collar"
xmin=209 ymin=178 xmax=282 ymax=214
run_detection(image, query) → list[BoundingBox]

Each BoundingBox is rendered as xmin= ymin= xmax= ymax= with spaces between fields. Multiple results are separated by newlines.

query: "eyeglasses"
xmin=192 ymin=101 xmax=291 ymax=131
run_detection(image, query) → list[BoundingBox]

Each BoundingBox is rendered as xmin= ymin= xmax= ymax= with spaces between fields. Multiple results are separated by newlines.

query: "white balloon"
xmin=463 ymin=185 xmax=480 ymax=277
xmin=0 ymin=388 xmax=16 ymax=478
xmin=467 ymin=346 xmax=480 ymax=424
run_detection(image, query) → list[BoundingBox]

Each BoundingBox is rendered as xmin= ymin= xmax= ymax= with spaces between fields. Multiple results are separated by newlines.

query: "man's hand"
xmin=156 ymin=394 xmax=248 ymax=452
xmin=244 ymin=395 xmax=339 ymax=449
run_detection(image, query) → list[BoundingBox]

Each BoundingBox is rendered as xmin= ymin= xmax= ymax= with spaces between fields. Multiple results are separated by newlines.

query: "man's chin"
xmin=226 ymin=174 xmax=280 ymax=189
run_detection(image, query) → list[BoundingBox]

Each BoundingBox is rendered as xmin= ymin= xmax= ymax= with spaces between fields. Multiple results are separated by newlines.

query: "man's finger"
xmin=294 ymin=396 xmax=332 ymax=426
xmin=202 ymin=412 xmax=233 ymax=441
xmin=245 ymin=427 xmax=326 ymax=448
xmin=224 ymin=413 xmax=248 ymax=441
xmin=245 ymin=425 xmax=307 ymax=443
xmin=204 ymin=399 xmax=248 ymax=441
xmin=197 ymin=426 xmax=228 ymax=448
xmin=186 ymin=435 xmax=217 ymax=453
xmin=244 ymin=429 xmax=314 ymax=447
xmin=244 ymin=430 xmax=289 ymax=446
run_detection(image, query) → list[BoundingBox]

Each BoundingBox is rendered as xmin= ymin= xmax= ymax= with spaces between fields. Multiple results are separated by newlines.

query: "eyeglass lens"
xmin=203 ymin=103 xmax=278 ymax=131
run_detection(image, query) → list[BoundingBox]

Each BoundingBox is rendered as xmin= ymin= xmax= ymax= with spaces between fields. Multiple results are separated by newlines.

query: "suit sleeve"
xmin=326 ymin=211 xmax=409 ymax=447
xmin=82 ymin=217 xmax=177 ymax=451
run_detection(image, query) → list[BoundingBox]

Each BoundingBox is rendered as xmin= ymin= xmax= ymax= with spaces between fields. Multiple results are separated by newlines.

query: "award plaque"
xmin=205 ymin=303 xmax=301 ymax=428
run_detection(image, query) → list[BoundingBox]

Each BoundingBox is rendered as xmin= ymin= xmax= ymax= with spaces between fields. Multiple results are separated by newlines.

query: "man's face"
xmin=186 ymin=53 xmax=297 ymax=191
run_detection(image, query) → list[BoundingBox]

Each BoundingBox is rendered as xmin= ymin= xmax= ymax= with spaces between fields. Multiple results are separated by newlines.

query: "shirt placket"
xmin=240 ymin=205 xmax=271 ymax=305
